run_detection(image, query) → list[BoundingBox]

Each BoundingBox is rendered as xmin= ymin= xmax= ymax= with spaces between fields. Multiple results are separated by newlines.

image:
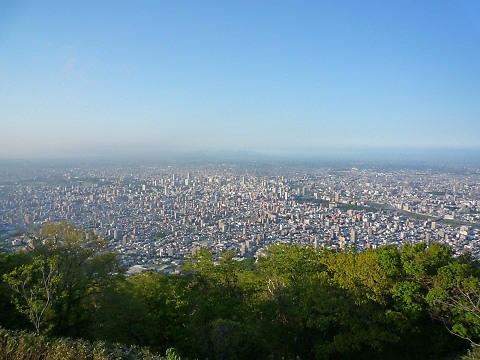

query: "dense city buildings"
xmin=1 ymin=162 xmax=479 ymax=273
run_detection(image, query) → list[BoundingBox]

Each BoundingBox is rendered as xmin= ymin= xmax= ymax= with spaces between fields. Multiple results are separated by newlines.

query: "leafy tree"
xmin=31 ymin=223 xmax=122 ymax=338
xmin=400 ymin=242 xmax=453 ymax=280
xmin=181 ymin=250 xmax=256 ymax=358
xmin=391 ymin=280 xmax=424 ymax=319
xmin=392 ymin=242 xmax=470 ymax=357
xmin=128 ymin=272 xmax=189 ymax=352
xmin=91 ymin=278 xmax=155 ymax=346
xmin=3 ymin=255 xmax=62 ymax=335
xmin=0 ymin=252 xmax=30 ymax=329
xmin=376 ymin=245 xmax=403 ymax=279
xmin=5 ymin=223 xmax=122 ymax=338
xmin=427 ymin=261 xmax=480 ymax=346
xmin=320 ymin=249 xmax=404 ymax=358
xmin=324 ymin=249 xmax=390 ymax=304
xmin=2 ymin=227 xmax=477 ymax=359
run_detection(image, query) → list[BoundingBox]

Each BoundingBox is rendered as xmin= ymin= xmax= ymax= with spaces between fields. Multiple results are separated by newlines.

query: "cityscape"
xmin=2 ymin=2 xmax=480 ymax=358
xmin=1 ymin=161 xmax=479 ymax=274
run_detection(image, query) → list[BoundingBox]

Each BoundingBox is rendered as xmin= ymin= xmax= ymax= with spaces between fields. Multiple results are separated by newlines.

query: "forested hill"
xmin=2 ymin=223 xmax=480 ymax=359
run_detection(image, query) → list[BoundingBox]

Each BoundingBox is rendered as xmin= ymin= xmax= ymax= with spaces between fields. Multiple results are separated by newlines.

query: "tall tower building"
xmin=350 ymin=229 xmax=357 ymax=245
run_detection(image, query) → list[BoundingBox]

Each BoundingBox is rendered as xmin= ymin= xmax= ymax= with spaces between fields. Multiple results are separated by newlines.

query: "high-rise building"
xmin=350 ymin=229 xmax=357 ymax=244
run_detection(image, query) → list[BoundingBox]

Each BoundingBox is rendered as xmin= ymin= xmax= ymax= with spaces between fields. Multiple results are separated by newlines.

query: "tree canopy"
xmin=1 ymin=223 xmax=480 ymax=359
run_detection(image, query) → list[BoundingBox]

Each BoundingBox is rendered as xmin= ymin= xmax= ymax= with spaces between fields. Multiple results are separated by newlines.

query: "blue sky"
xmin=1 ymin=1 xmax=479 ymax=158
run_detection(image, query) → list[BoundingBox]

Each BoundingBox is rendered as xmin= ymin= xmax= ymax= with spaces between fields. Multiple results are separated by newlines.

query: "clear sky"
xmin=1 ymin=1 xmax=479 ymax=159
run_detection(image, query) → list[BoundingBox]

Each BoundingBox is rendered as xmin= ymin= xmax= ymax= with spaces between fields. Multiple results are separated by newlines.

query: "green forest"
xmin=1 ymin=223 xmax=480 ymax=359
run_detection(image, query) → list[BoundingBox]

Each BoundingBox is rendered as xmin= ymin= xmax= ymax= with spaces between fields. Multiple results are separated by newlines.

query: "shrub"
xmin=0 ymin=327 xmax=164 ymax=360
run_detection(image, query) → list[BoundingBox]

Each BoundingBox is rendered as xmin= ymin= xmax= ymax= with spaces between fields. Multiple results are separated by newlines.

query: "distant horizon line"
xmin=1 ymin=146 xmax=480 ymax=166
xmin=1 ymin=146 xmax=480 ymax=155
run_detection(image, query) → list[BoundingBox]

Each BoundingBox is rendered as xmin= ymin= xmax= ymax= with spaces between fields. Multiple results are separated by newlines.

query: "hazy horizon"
xmin=1 ymin=147 xmax=480 ymax=169
xmin=1 ymin=1 xmax=479 ymax=159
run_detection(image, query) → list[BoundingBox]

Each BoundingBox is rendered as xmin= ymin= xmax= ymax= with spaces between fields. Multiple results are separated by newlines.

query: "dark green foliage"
xmin=0 ymin=252 xmax=31 ymax=330
xmin=90 ymin=280 xmax=155 ymax=346
xmin=30 ymin=223 xmax=124 ymax=338
xmin=3 ymin=223 xmax=480 ymax=359
xmin=127 ymin=272 xmax=189 ymax=352
xmin=2 ymin=223 xmax=124 ymax=340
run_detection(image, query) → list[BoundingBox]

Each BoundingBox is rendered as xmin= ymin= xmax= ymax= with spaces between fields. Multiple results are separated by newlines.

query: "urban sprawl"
xmin=1 ymin=163 xmax=479 ymax=274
